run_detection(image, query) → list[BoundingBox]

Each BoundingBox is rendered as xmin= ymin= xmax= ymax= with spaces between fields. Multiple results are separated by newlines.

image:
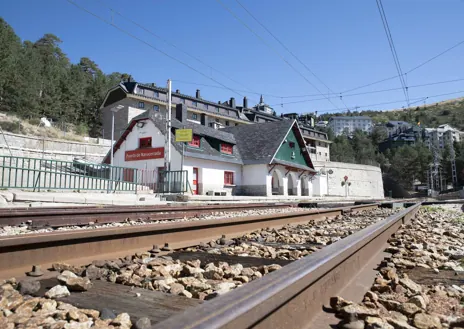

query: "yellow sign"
xmin=175 ymin=129 xmax=193 ymax=142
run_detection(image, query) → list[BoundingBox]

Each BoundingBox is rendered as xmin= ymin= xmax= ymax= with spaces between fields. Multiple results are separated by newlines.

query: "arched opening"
xmin=271 ymin=170 xmax=283 ymax=195
xmin=288 ymin=173 xmax=297 ymax=196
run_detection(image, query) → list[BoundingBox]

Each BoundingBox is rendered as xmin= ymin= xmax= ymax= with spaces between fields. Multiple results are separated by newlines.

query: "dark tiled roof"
xmin=170 ymin=119 xmax=236 ymax=144
xmin=222 ymin=120 xmax=294 ymax=165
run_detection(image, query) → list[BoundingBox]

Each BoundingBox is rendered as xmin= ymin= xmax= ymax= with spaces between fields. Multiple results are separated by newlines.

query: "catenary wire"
xmin=65 ymin=0 xmax=261 ymax=102
xmin=233 ymin=0 xmax=350 ymax=110
xmin=215 ymin=0 xmax=343 ymax=110
xmin=95 ymin=0 xmax=260 ymax=100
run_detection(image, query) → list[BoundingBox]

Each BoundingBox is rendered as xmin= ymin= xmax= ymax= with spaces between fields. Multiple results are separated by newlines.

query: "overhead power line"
xmin=341 ymin=39 xmax=464 ymax=95
xmin=95 ymin=0 xmax=259 ymax=99
xmin=266 ymin=77 xmax=464 ymax=106
xmin=215 ymin=0 xmax=342 ymax=111
xmin=65 ymin=0 xmax=257 ymax=102
xmin=315 ymin=89 xmax=464 ymax=114
xmin=233 ymin=0 xmax=350 ymax=110
xmin=375 ymin=0 xmax=409 ymax=106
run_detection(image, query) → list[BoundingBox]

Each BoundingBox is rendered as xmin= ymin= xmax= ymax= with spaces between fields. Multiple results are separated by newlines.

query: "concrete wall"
xmin=312 ymin=161 xmax=384 ymax=199
xmin=0 ymin=131 xmax=110 ymax=162
xmin=241 ymin=164 xmax=268 ymax=196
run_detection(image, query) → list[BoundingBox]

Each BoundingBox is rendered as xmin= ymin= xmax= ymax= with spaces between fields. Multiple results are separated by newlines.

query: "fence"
xmin=157 ymin=170 xmax=189 ymax=194
xmin=0 ymin=155 xmax=139 ymax=192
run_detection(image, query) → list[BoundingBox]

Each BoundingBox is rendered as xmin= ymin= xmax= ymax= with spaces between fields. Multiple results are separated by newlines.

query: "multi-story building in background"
xmin=385 ymin=121 xmax=411 ymax=137
xmin=328 ymin=116 xmax=373 ymax=136
xmin=100 ymin=80 xmax=331 ymax=162
xmin=423 ymin=124 xmax=463 ymax=150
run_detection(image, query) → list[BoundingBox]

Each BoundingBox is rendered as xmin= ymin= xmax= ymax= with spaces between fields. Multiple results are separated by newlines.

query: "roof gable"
xmin=223 ymin=120 xmax=294 ymax=165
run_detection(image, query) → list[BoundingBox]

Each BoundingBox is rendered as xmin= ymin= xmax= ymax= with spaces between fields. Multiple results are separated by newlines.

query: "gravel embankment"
xmin=0 ymin=207 xmax=311 ymax=236
xmin=0 ymin=207 xmax=400 ymax=328
xmin=331 ymin=205 xmax=464 ymax=329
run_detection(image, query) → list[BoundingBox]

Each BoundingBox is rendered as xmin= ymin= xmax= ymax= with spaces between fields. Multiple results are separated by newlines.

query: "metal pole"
xmin=167 ymin=79 xmax=172 ymax=171
xmin=181 ymin=142 xmax=185 ymax=194
xmin=109 ymin=111 xmax=115 ymax=193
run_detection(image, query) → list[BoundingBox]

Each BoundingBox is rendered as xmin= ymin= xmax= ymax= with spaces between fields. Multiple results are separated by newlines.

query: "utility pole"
xmin=449 ymin=136 xmax=458 ymax=187
xmin=163 ymin=79 xmax=172 ymax=193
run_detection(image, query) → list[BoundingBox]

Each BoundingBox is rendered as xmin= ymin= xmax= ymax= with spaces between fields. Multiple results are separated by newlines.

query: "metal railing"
xmin=157 ymin=170 xmax=188 ymax=194
xmin=0 ymin=155 xmax=138 ymax=192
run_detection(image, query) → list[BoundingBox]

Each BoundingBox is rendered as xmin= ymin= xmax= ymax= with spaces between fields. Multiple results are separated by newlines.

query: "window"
xmin=216 ymin=107 xmax=220 ymax=113
xmin=139 ymin=88 xmax=144 ymax=95
xmin=154 ymin=91 xmax=159 ymax=97
xmin=139 ymin=137 xmax=152 ymax=149
xmin=138 ymin=102 xmax=145 ymax=109
xmin=192 ymin=101 xmax=197 ymax=107
xmin=225 ymin=121 xmax=229 ymax=126
xmin=235 ymin=123 xmax=239 ymax=126
xmin=289 ymin=142 xmax=295 ymax=148
xmin=224 ymin=171 xmax=234 ymax=185
xmin=220 ymin=143 xmax=233 ymax=154
xmin=192 ymin=113 xmax=198 ymax=120
xmin=181 ymin=99 xmax=185 ymax=104
xmin=188 ymin=135 xmax=201 ymax=148
xmin=227 ymin=110 xmax=230 ymax=115
xmin=153 ymin=105 xmax=159 ymax=111
xmin=205 ymin=104 xmax=209 ymax=110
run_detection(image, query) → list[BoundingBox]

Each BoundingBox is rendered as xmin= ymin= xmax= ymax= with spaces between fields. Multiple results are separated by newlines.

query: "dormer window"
xmin=188 ymin=135 xmax=201 ymax=148
xmin=220 ymin=143 xmax=233 ymax=154
xmin=139 ymin=137 xmax=152 ymax=149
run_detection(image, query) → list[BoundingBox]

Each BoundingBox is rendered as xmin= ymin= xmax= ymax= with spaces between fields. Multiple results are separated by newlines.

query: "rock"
xmin=339 ymin=320 xmax=366 ymax=329
xmin=399 ymin=278 xmax=422 ymax=294
xmin=365 ymin=316 xmax=394 ymax=329
xmin=40 ymin=299 xmax=58 ymax=312
xmin=413 ymin=313 xmax=442 ymax=329
xmin=397 ymin=303 xmax=421 ymax=317
xmin=169 ymin=283 xmax=185 ymax=295
xmin=386 ymin=318 xmax=417 ymax=329
xmin=64 ymin=277 xmax=92 ymax=292
xmin=214 ymin=282 xmax=236 ymax=294
xmin=241 ymin=268 xmax=254 ymax=277
xmin=111 ymin=312 xmax=132 ymax=328
xmin=0 ymin=289 xmax=24 ymax=310
xmin=181 ymin=290 xmax=193 ymax=298
xmin=389 ymin=311 xmax=408 ymax=323
xmin=182 ymin=265 xmax=204 ymax=276
xmin=17 ymin=280 xmax=40 ymax=295
xmin=377 ymin=299 xmax=400 ymax=311
xmin=100 ymin=308 xmax=116 ymax=320
xmin=52 ymin=263 xmax=83 ymax=275
xmin=266 ymin=264 xmax=282 ymax=272
xmin=63 ymin=321 xmax=93 ymax=329
xmin=45 ymin=285 xmax=70 ymax=299
xmin=408 ymin=295 xmax=427 ymax=309
xmin=330 ymin=296 xmax=353 ymax=311
xmin=364 ymin=291 xmax=378 ymax=303
xmin=338 ymin=304 xmax=379 ymax=320
xmin=135 ymin=317 xmax=151 ymax=329
xmin=84 ymin=265 xmax=106 ymax=280
xmin=79 ymin=308 xmax=100 ymax=319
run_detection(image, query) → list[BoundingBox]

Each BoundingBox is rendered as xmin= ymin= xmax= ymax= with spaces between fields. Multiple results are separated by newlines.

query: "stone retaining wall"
xmin=0 ymin=131 xmax=110 ymax=162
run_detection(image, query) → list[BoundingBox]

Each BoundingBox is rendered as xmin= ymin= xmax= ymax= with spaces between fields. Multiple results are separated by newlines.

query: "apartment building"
xmin=423 ymin=124 xmax=463 ymax=150
xmin=100 ymin=81 xmax=332 ymax=161
xmin=328 ymin=116 xmax=373 ymax=136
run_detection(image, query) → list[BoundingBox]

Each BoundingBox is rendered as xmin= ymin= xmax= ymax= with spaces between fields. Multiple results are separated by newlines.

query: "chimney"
xmin=127 ymin=76 xmax=131 ymax=82
xmin=196 ymin=89 xmax=201 ymax=99
xmin=230 ymin=97 xmax=236 ymax=108
xmin=176 ymin=89 xmax=180 ymax=93
xmin=151 ymin=83 xmax=156 ymax=87
xmin=243 ymin=97 xmax=248 ymax=109
xmin=175 ymin=104 xmax=187 ymax=123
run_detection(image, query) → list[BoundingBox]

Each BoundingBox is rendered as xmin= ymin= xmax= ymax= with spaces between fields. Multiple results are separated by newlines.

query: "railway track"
xmin=0 ymin=201 xmax=432 ymax=329
xmin=0 ymin=202 xmax=297 ymax=228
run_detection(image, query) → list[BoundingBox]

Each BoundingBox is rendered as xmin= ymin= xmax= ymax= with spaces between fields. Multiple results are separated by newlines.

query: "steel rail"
xmin=151 ymin=202 xmax=421 ymax=329
xmin=0 ymin=203 xmax=296 ymax=227
xmin=0 ymin=203 xmax=378 ymax=279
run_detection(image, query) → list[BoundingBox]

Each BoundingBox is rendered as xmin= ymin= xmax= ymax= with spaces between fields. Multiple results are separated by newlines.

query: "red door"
xmin=192 ymin=168 xmax=198 ymax=195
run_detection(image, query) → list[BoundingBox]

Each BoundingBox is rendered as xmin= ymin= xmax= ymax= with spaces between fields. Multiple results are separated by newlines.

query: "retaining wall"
xmin=0 ymin=131 xmax=110 ymax=162
xmin=313 ymin=161 xmax=384 ymax=199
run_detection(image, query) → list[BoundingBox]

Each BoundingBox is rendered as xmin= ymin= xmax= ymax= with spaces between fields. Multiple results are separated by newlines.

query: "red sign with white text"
xmin=125 ymin=147 xmax=164 ymax=161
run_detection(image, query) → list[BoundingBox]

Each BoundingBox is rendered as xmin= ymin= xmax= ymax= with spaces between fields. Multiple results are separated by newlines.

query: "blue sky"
xmin=1 ymin=0 xmax=464 ymax=115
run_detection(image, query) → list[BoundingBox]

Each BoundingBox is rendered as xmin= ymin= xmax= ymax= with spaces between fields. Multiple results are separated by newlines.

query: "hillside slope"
xmin=319 ymin=97 xmax=464 ymax=131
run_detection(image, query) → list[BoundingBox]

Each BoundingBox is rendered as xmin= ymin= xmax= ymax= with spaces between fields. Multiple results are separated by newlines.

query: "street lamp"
xmin=109 ymin=105 xmax=124 ymax=193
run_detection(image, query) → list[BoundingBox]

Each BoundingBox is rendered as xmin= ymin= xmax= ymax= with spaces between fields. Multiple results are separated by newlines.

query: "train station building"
xmin=104 ymin=105 xmax=318 ymax=197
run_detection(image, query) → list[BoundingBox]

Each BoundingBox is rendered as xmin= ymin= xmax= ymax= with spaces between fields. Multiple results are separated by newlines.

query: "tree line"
xmin=0 ymin=18 xmax=132 ymax=137
xmin=325 ymin=126 xmax=464 ymax=190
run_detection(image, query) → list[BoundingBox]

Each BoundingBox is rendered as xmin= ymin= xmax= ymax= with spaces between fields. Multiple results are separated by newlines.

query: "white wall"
xmin=112 ymin=118 xmax=181 ymax=176
xmin=313 ymin=161 xmax=384 ymax=199
xmin=184 ymin=158 xmax=242 ymax=195
xmin=242 ymin=164 xmax=267 ymax=185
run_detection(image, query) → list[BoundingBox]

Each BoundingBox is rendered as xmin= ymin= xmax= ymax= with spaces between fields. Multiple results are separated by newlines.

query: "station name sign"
xmin=125 ymin=147 xmax=164 ymax=161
